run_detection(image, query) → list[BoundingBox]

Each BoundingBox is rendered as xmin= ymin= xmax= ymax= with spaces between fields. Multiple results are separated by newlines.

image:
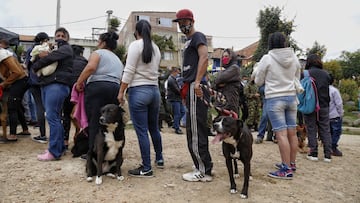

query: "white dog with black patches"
xmin=86 ymin=104 xmax=126 ymax=185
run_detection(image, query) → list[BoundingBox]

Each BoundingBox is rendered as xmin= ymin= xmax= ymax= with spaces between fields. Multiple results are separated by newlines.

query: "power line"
xmin=4 ymin=15 xmax=107 ymax=29
xmin=4 ymin=14 xmax=259 ymax=40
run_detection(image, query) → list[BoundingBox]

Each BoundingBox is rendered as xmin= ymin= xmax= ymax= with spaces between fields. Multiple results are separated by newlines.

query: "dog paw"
xmin=234 ymin=174 xmax=240 ymax=178
xmin=86 ymin=177 xmax=93 ymax=182
xmin=117 ymin=176 xmax=124 ymax=181
xmin=95 ymin=176 xmax=103 ymax=185
xmin=240 ymin=194 xmax=248 ymax=199
xmin=230 ymin=189 xmax=237 ymax=194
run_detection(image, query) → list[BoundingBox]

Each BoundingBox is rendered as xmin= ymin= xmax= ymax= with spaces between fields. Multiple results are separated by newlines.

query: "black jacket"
xmin=70 ymin=55 xmax=88 ymax=86
xmin=166 ymin=74 xmax=181 ymax=102
xmin=307 ymin=66 xmax=330 ymax=108
xmin=32 ymin=41 xmax=73 ymax=87
xmin=214 ymin=63 xmax=242 ymax=113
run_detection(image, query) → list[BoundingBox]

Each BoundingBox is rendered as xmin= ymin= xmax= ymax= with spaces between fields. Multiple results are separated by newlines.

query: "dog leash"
xmin=199 ymin=84 xmax=238 ymax=119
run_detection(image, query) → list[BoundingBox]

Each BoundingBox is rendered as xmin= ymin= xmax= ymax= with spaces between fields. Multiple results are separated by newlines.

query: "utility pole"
xmin=106 ymin=10 xmax=113 ymax=31
xmin=56 ymin=0 xmax=61 ymax=29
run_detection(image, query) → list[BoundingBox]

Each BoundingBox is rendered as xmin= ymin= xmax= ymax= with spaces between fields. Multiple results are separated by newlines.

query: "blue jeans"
xmin=170 ymin=101 xmax=185 ymax=130
xmin=266 ymin=96 xmax=297 ymax=132
xmin=257 ymin=100 xmax=268 ymax=138
xmin=128 ymin=85 xmax=163 ymax=171
xmin=41 ymin=83 xmax=70 ymax=158
xmin=330 ymin=117 xmax=342 ymax=149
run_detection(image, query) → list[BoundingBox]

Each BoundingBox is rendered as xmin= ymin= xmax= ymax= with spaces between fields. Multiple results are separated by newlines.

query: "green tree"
xmin=306 ymin=41 xmax=327 ymax=59
xmin=113 ymin=44 xmax=127 ymax=63
xmin=253 ymin=6 xmax=298 ymax=62
xmin=339 ymin=79 xmax=358 ymax=102
xmin=152 ymin=34 xmax=175 ymax=51
xmin=324 ymin=60 xmax=342 ymax=84
xmin=339 ymin=49 xmax=360 ymax=78
xmin=108 ymin=17 xmax=120 ymax=32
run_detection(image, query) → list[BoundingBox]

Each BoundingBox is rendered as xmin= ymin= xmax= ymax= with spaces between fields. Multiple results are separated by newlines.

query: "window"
xmin=135 ymin=15 xmax=150 ymax=22
xmin=156 ymin=18 xmax=172 ymax=27
xmin=162 ymin=51 xmax=173 ymax=61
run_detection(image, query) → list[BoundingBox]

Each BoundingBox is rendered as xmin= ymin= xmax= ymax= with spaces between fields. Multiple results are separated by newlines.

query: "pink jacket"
xmin=70 ymin=84 xmax=88 ymax=129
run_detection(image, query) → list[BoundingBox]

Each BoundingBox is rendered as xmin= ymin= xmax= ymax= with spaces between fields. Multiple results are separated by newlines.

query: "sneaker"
xmin=323 ymin=158 xmax=332 ymax=163
xmin=155 ymin=160 xmax=164 ymax=169
xmin=268 ymin=165 xmax=293 ymax=180
xmin=255 ymin=137 xmax=263 ymax=144
xmin=182 ymin=170 xmax=212 ymax=182
xmin=128 ymin=165 xmax=153 ymax=178
xmin=175 ymin=129 xmax=183 ymax=135
xmin=275 ymin=162 xmax=296 ymax=172
xmin=32 ymin=135 xmax=48 ymax=144
xmin=332 ymin=148 xmax=343 ymax=157
xmin=324 ymin=155 xmax=332 ymax=163
xmin=80 ymin=154 xmax=87 ymax=160
xmin=306 ymin=152 xmax=318 ymax=161
xmin=37 ymin=150 xmax=57 ymax=161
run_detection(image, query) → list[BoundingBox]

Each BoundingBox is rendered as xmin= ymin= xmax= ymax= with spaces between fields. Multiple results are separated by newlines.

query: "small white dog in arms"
xmin=30 ymin=42 xmax=58 ymax=76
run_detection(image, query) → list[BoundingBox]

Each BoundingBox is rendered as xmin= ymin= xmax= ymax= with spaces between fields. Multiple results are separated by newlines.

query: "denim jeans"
xmin=266 ymin=96 xmax=297 ymax=132
xmin=257 ymin=100 xmax=268 ymax=138
xmin=170 ymin=101 xmax=185 ymax=130
xmin=41 ymin=83 xmax=70 ymax=158
xmin=330 ymin=117 xmax=342 ymax=149
xmin=128 ymin=85 xmax=163 ymax=171
xmin=29 ymin=86 xmax=46 ymax=137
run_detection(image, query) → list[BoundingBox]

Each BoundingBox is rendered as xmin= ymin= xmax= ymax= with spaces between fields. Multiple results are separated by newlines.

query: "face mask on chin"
xmin=180 ymin=23 xmax=192 ymax=35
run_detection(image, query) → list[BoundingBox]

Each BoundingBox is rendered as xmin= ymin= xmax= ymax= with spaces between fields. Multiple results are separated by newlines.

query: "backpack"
xmin=297 ymin=70 xmax=320 ymax=114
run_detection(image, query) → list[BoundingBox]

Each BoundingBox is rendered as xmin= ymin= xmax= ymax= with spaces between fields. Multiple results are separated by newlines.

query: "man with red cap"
xmin=173 ymin=9 xmax=213 ymax=182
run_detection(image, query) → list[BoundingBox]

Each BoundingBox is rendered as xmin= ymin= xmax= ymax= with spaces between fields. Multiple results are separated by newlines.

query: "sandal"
xmin=6 ymin=135 xmax=18 ymax=141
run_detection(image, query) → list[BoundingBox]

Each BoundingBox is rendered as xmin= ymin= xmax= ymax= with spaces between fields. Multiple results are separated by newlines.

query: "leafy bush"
xmin=339 ymin=79 xmax=358 ymax=102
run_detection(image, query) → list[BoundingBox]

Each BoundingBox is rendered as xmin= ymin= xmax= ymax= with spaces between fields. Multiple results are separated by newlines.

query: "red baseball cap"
xmin=173 ymin=9 xmax=194 ymax=22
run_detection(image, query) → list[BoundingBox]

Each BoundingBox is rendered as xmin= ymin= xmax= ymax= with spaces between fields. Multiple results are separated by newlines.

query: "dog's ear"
xmin=237 ymin=119 xmax=244 ymax=128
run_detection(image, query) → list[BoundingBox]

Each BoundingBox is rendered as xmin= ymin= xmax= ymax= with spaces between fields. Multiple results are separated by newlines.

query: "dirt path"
xmin=0 ymin=125 xmax=359 ymax=202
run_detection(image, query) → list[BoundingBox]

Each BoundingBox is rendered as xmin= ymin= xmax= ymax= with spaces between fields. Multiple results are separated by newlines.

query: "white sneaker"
xmin=182 ymin=170 xmax=212 ymax=182
xmin=323 ymin=158 xmax=331 ymax=163
xmin=306 ymin=155 xmax=319 ymax=161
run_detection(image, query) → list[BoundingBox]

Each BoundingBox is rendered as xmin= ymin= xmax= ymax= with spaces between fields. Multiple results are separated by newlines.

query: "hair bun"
xmin=110 ymin=32 xmax=119 ymax=41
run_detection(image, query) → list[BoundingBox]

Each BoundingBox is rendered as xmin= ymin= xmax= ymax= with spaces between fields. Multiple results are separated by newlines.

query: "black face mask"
xmin=180 ymin=23 xmax=192 ymax=35
xmin=55 ymin=39 xmax=66 ymax=46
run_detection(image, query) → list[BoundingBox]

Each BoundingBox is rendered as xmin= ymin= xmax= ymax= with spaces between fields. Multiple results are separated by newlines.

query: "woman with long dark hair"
xmin=118 ymin=19 xmax=163 ymax=177
xmin=75 ymin=31 xmax=124 ymax=159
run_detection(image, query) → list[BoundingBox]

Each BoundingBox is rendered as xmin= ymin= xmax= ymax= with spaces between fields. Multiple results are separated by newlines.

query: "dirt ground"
xmin=0 ymin=124 xmax=359 ymax=203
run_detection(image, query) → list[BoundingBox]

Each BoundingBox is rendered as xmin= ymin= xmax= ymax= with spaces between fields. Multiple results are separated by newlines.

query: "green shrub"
xmin=339 ymin=79 xmax=358 ymax=102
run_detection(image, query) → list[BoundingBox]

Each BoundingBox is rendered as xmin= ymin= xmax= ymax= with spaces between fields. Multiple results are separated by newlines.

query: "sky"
xmin=1 ymin=0 xmax=359 ymax=60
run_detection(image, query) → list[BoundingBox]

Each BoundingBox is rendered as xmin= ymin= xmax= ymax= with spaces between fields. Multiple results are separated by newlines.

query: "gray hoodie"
xmin=254 ymin=47 xmax=301 ymax=99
